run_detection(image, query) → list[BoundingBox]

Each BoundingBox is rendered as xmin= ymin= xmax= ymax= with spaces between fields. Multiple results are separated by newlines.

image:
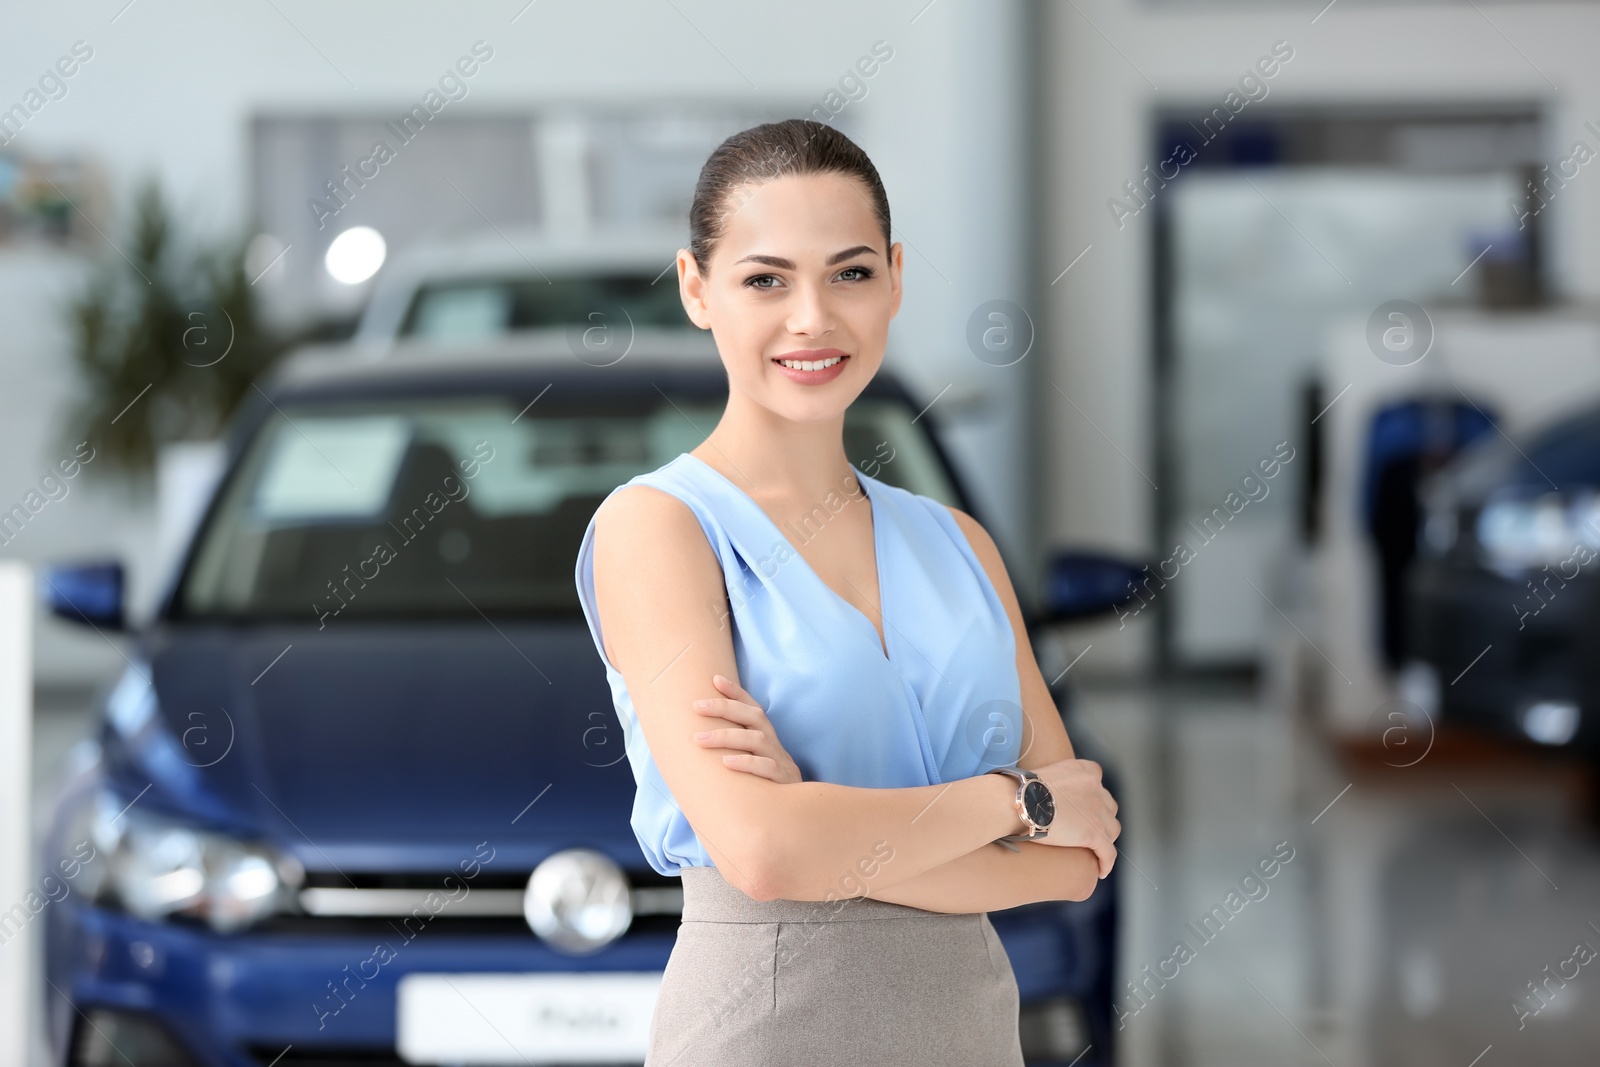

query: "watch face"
xmin=1023 ymin=780 xmax=1055 ymax=829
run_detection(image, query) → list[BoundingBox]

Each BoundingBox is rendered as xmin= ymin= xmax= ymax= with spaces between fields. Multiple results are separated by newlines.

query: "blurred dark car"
xmin=1405 ymin=403 xmax=1600 ymax=760
xmin=40 ymin=335 xmax=1137 ymax=1067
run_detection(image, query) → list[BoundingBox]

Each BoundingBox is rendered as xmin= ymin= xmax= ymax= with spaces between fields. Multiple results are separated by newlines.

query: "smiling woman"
xmin=576 ymin=118 xmax=1119 ymax=1066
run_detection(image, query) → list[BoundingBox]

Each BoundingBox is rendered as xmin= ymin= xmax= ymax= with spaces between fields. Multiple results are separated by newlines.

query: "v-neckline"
xmin=679 ymin=452 xmax=893 ymax=663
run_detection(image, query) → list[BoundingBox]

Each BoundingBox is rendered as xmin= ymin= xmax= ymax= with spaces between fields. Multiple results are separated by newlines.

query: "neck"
xmin=694 ymin=392 xmax=859 ymax=505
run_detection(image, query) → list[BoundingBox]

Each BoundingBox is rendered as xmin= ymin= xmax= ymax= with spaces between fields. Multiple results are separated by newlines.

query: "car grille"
xmin=252 ymin=868 xmax=681 ymax=939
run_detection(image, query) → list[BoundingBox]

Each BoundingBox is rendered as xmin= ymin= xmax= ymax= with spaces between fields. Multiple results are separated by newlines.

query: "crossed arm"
xmin=589 ymin=485 xmax=1111 ymax=912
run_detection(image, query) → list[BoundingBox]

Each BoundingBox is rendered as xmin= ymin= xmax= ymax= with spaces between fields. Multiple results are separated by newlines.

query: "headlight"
xmin=1474 ymin=491 xmax=1600 ymax=572
xmin=523 ymin=848 xmax=632 ymax=954
xmin=1521 ymin=700 xmax=1581 ymax=746
xmin=93 ymin=789 xmax=303 ymax=933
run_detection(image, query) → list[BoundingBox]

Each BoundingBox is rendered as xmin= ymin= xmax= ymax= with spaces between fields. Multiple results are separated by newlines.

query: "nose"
xmin=784 ymin=278 xmax=836 ymax=339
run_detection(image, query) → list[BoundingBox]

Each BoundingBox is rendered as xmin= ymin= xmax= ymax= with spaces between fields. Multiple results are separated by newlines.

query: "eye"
xmin=838 ymin=265 xmax=875 ymax=282
xmin=743 ymin=273 xmax=782 ymax=290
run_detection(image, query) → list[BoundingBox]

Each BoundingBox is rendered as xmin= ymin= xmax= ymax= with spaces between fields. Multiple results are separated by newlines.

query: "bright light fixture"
xmin=324 ymin=226 xmax=387 ymax=284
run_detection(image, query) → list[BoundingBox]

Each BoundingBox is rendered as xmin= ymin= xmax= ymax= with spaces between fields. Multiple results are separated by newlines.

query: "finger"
xmin=712 ymin=673 xmax=763 ymax=709
xmin=710 ymin=685 xmax=768 ymax=727
xmin=720 ymin=753 xmax=780 ymax=781
xmin=1094 ymin=838 xmax=1116 ymax=879
xmin=693 ymin=697 xmax=758 ymax=727
xmin=1096 ymin=810 xmax=1120 ymax=846
xmin=693 ymin=727 xmax=767 ymax=752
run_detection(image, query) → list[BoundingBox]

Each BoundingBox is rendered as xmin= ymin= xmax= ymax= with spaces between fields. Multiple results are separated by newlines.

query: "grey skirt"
xmin=645 ymin=865 xmax=1025 ymax=1067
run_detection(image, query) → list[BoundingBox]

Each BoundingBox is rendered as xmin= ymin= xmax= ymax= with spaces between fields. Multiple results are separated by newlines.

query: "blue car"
xmin=39 ymin=336 xmax=1134 ymax=1067
xmin=1406 ymin=402 xmax=1600 ymax=760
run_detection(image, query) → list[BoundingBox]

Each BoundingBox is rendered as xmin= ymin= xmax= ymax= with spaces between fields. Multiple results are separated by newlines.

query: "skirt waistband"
xmin=678 ymin=864 xmax=966 ymax=923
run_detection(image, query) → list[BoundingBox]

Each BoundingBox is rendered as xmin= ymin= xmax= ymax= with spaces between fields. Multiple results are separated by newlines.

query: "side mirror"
xmin=1037 ymin=550 xmax=1145 ymax=624
xmin=40 ymin=561 xmax=125 ymax=630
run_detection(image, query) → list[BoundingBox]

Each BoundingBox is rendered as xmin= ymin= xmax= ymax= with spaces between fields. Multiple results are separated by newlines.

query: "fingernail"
xmin=712 ymin=674 xmax=726 ymax=684
xmin=722 ymin=755 xmax=737 ymax=763
xmin=692 ymin=699 xmax=709 ymax=708
xmin=694 ymin=731 xmax=711 ymax=740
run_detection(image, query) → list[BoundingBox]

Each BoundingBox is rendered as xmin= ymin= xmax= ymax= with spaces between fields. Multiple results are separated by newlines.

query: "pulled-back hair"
xmin=688 ymin=118 xmax=891 ymax=273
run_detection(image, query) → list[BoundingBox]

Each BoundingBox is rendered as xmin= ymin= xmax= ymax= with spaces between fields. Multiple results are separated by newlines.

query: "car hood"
xmin=1431 ymin=405 xmax=1600 ymax=508
xmin=105 ymin=621 xmax=644 ymax=873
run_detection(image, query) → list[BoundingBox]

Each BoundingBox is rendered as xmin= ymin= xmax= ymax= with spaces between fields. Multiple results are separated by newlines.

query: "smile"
xmin=776 ymin=355 xmax=845 ymax=371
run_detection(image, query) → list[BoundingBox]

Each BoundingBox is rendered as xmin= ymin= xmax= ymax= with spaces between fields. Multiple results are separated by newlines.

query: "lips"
xmin=773 ymin=349 xmax=849 ymax=368
xmin=771 ymin=349 xmax=851 ymax=385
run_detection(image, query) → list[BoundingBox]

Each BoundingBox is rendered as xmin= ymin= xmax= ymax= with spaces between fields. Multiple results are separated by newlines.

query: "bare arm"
xmin=591 ymin=485 xmax=1028 ymax=902
xmin=868 ymin=840 xmax=1101 ymax=912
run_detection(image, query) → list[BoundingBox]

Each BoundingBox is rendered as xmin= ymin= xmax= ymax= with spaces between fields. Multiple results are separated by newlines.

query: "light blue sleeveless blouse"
xmin=573 ymin=451 xmax=1023 ymax=876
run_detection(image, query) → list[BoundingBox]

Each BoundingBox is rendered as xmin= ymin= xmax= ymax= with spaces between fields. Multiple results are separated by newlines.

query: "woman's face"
xmin=678 ymin=171 xmax=903 ymax=423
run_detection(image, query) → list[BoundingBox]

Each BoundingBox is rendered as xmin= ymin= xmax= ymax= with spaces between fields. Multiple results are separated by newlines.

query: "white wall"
xmin=0 ymin=0 xmax=1032 ymax=686
xmin=1041 ymin=0 xmax=1600 ymax=671
xmin=0 ymin=564 xmax=32 ymax=1067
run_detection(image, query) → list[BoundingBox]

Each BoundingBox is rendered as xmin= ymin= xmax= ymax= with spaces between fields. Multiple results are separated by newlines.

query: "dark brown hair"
xmin=688 ymin=118 xmax=891 ymax=273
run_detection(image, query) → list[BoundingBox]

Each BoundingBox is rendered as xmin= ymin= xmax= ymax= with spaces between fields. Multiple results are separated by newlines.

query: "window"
xmin=178 ymin=392 xmax=956 ymax=620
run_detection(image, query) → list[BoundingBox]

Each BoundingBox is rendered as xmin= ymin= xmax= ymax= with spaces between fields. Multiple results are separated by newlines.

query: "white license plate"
xmin=396 ymin=972 xmax=662 ymax=1064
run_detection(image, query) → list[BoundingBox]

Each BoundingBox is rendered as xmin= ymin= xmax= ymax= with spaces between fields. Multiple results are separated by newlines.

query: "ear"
xmin=887 ymin=241 xmax=905 ymax=320
xmin=677 ymin=249 xmax=712 ymax=330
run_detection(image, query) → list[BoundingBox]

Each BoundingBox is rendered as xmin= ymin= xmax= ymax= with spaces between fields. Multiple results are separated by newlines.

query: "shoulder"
xmin=599 ymin=479 xmax=692 ymax=524
xmin=593 ymin=481 xmax=713 ymax=564
xmin=938 ymin=502 xmax=1024 ymax=617
xmin=588 ymin=483 xmax=726 ymax=661
xmin=593 ymin=457 xmax=699 ymax=533
xmin=940 ymin=503 xmax=1002 ymax=563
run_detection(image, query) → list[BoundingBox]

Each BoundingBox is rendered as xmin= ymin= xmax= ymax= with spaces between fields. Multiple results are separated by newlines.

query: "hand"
xmin=691 ymin=673 xmax=803 ymax=784
xmin=1027 ymin=758 xmax=1121 ymax=879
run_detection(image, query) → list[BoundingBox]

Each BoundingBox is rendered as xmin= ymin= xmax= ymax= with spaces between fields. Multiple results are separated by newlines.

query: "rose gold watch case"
xmin=987 ymin=766 xmax=1048 ymax=851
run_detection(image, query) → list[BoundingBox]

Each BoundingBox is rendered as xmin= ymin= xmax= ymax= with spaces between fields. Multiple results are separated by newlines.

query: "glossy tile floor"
xmin=28 ymin=690 xmax=98 ymax=1067
xmin=1073 ymin=678 xmax=1600 ymax=1067
xmin=26 ymin=678 xmax=1600 ymax=1066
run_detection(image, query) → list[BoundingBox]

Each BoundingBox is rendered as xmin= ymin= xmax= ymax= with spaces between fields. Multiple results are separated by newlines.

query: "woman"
xmin=574 ymin=118 xmax=1121 ymax=1066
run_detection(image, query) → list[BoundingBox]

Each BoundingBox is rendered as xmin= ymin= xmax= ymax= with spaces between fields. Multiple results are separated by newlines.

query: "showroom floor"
xmin=28 ymin=690 xmax=99 ymax=1067
xmin=27 ymin=676 xmax=1600 ymax=1066
xmin=1077 ymin=676 xmax=1600 ymax=1067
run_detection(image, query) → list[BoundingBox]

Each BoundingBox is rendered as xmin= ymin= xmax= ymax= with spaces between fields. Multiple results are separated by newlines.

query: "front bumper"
xmin=1406 ymin=558 xmax=1600 ymax=750
xmin=50 ymin=903 xmax=676 ymax=1067
xmin=50 ymin=889 xmax=1113 ymax=1067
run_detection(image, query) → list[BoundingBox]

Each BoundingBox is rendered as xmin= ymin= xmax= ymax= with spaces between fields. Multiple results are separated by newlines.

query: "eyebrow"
xmin=733 ymin=245 xmax=880 ymax=270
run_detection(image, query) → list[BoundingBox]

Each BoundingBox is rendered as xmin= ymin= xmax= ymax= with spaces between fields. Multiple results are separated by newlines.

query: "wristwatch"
xmin=986 ymin=766 xmax=1055 ymax=852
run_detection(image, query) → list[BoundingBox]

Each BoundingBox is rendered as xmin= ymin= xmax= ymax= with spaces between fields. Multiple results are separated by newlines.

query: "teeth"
xmin=777 ymin=355 xmax=844 ymax=371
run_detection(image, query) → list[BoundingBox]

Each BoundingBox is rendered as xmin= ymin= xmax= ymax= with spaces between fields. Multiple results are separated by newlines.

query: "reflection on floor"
xmin=29 ymin=690 xmax=99 ymax=1067
xmin=1073 ymin=678 xmax=1600 ymax=1067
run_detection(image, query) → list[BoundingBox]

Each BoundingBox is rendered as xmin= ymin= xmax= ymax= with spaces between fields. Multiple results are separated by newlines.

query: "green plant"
xmin=64 ymin=178 xmax=288 ymax=482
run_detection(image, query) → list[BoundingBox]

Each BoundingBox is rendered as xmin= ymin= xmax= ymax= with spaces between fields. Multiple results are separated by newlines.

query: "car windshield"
xmin=400 ymin=275 xmax=692 ymax=340
xmin=176 ymin=391 xmax=960 ymax=620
